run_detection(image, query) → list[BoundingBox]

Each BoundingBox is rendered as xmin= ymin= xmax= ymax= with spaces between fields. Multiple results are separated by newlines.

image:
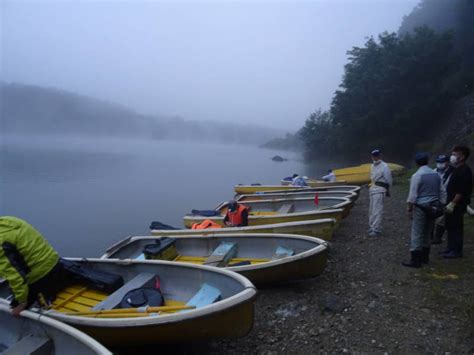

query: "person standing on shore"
xmin=368 ymin=149 xmax=392 ymax=237
xmin=404 ymin=153 xmax=446 ymax=268
xmin=441 ymin=145 xmax=472 ymax=259
xmin=431 ymin=154 xmax=454 ymax=244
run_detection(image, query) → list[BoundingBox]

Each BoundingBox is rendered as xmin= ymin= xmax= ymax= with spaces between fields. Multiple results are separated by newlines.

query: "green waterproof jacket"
xmin=0 ymin=216 xmax=59 ymax=304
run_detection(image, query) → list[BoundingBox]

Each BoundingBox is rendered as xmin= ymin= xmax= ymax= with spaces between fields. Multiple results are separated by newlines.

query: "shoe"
xmin=402 ymin=251 xmax=422 ymax=268
xmin=368 ymin=231 xmax=380 ymax=237
xmin=443 ymin=251 xmax=462 ymax=259
xmin=421 ymin=248 xmax=430 ymax=264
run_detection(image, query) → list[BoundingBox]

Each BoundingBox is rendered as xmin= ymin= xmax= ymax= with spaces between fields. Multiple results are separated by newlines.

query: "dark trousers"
xmin=445 ymin=205 xmax=466 ymax=255
xmin=27 ymin=260 xmax=70 ymax=307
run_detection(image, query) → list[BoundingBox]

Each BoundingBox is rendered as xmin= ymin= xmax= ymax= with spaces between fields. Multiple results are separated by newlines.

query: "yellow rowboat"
xmin=236 ymin=190 xmax=358 ymax=203
xmin=0 ymin=302 xmax=112 ymax=354
xmin=101 ymin=234 xmax=328 ymax=286
xmin=333 ymin=162 xmax=405 ymax=185
xmin=183 ymin=197 xmax=350 ymax=229
xmin=234 ymin=184 xmax=358 ymax=195
xmin=151 ymin=218 xmax=336 ymax=241
xmin=0 ymin=259 xmax=256 ymax=346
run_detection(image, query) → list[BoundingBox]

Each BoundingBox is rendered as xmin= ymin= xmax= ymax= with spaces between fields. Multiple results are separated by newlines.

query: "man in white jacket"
xmin=368 ymin=149 xmax=392 ymax=237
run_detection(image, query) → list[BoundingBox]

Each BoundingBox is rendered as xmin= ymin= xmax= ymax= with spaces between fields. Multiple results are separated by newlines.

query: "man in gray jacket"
xmin=403 ymin=153 xmax=446 ymax=268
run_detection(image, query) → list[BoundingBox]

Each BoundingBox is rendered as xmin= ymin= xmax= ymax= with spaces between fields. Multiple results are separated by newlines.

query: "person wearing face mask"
xmin=431 ymin=154 xmax=454 ymax=245
xmin=368 ymin=149 xmax=393 ymax=237
xmin=440 ymin=145 xmax=472 ymax=259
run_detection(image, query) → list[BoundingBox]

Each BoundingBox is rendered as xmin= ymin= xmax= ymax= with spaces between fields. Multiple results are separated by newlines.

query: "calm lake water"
xmin=1 ymin=135 xmax=311 ymax=257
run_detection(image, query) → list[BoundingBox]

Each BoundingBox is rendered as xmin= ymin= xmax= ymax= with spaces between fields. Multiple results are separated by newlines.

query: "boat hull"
xmin=103 ymin=234 xmax=328 ymax=286
xmin=151 ymin=219 xmax=336 ymax=240
xmin=69 ymin=297 xmax=254 ymax=346
xmin=234 ymin=184 xmax=357 ymax=195
xmin=183 ymin=208 xmax=344 ymax=229
xmin=236 ymin=191 xmax=358 ymax=203
xmin=0 ymin=303 xmax=111 ymax=354
xmin=0 ymin=259 xmax=257 ymax=347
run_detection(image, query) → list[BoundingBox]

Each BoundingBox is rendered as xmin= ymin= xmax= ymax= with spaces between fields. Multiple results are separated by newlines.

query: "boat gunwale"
xmin=214 ymin=196 xmax=351 ymax=211
xmin=31 ymin=258 xmax=257 ymax=328
xmin=235 ymin=190 xmax=358 ymax=202
xmin=234 ymin=185 xmax=361 ymax=195
xmin=101 ymin=233 xmax=328 ymax=273
xmin=150 ymin=217 xmax=337 ymax=235
xmin=183 ymin=208 xmax=345 ymax=223
xmin=0 ymin=302 xmax=112 ymax=354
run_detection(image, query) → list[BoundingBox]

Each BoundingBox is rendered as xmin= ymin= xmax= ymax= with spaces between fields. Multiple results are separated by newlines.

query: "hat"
xmin=435 ymin=154 xmax=449 ymax=163
xmin=228 ymin=200 xmax=237 ymax=211
xmin=415 ymin=152 xmax=429 ymax=165
xmin=371 ymin=149 xmax=381 ymax=156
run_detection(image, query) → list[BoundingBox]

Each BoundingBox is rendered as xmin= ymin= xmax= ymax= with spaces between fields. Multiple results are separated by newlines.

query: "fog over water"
xmin=3 ymin=0 xmax=418 ymax=129
xmin=1 ymin=136 xmax=307 ymax=256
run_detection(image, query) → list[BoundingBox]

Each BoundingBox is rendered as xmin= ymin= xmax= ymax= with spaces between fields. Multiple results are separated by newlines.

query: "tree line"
xmin=300 ymin=0 xmax=473 ymax=161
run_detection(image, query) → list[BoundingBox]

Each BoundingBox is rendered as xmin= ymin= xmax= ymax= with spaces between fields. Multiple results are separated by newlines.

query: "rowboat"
xmin=234 ymin=184 xmax=359 ymax=195
xmin=151 ymin=218 xmax=336 ymax=241
xmin=236 ymin=190 xmax=358 ymax=203
xmin=280 ymin=163 xmax=405 ymax=186
xmin=280 ymin=179 xmax=346 ymax=187
xmin=333 ymin=163 xmax=405 ymax=185
xmin=102 ymin=233 xmax=328 ymax=286
xmin=0 ymin=259 xmax=256 ymax=346
xmin=183 ymin=197 xmax=350 ymax=228
xmin=0 ymin=302 xmax=111 ymax=354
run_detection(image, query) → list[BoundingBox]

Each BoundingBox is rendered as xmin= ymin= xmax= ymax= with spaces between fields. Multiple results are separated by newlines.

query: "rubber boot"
xmin=402 ymin=251 xmax=422 ymax=268
xmin=431 ymin=225 xmax=444 ymax=245
xmin=421 ymin=247 xmax=430 ymax=264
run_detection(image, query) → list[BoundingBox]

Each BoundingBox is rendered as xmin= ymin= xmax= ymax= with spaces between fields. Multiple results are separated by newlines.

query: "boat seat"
xmin=3 ymin=335 xmax=53 ymax=355
xmin=277 ymin=203 xmax=294 ymax=214
xmin=92 ymin=272 xmax=156 ymax=311
xmin=204 ymin=242 xmax=237 ymax=267
xmin=273 ymin=246 xmax=295 ymax=259
xmin=186 ymin=283 xmax=221 ymax=308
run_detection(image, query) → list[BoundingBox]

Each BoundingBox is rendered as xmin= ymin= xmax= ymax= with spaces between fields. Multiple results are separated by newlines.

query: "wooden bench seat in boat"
xmin=277 ymin=203 xmax=294 ymax=214
xmin=3 ymin=335 xmax=53 ymax=355
xmin=92 ymin=272 xmax=156 ymax=311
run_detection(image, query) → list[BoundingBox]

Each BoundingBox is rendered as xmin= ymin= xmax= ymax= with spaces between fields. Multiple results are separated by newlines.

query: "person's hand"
xmin=446 ymin=202 xmax=456 ymax=214
xmin=407 ymin=206 xmax=413 ymax=219
xmin=11 ymin=302 xmax=27 ymax=316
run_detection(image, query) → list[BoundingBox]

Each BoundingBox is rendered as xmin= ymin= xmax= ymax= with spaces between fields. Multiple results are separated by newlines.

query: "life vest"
xmin=226 ymin=204 xmax=249 ymax=226
xmin=191 ymin=219 xmax=223 ymax=230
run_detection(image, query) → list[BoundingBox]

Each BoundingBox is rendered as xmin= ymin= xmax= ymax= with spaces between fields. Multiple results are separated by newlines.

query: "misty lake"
xmin=1 ymin=135 xmax=309 ymax=257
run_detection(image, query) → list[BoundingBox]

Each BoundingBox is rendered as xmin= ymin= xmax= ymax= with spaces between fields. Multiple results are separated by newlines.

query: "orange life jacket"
xmin=191 ymin=219 xmax=223 ymax=230
xmin=226 ymin=204 xmax=249 ymax=226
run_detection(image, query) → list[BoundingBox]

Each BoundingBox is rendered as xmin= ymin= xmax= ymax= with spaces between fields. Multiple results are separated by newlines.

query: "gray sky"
xmin=1 ymin=0 xmax=419 ymax=129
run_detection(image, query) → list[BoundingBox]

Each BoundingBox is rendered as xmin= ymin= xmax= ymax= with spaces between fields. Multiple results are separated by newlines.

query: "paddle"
xmin=65 ymin=304 xmax=195 ymax=317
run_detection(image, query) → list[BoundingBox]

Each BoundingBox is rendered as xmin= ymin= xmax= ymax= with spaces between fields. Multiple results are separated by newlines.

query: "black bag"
xmin=416 ymin=201 xmax=445 ymax=219
xmin=61 ymin=259 xmax=124 ymax=293
xmin=120 ymin=288 xmax=164 ymax=308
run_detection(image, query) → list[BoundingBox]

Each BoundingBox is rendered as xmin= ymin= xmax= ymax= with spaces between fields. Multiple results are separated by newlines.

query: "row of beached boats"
xmin=0 ymin=182 xmax=367 ymax=353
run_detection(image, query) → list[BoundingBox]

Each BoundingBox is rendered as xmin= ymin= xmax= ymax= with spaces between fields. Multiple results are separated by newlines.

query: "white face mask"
xmin=450 ymin=155 xmax=458 ymax=165
xmin=373 ymin=160 xmax=381 ymax=165
xmin=436 ymin=163 xmax=446 ymax=170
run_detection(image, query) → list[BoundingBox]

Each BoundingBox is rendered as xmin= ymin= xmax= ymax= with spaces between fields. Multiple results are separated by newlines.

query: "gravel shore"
xmin=119 ymin=176 xmax=474 ymax=354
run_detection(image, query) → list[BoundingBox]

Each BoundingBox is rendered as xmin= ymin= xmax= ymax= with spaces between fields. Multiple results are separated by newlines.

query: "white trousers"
xmin=369 ymin=192 xmax=385 ymax=233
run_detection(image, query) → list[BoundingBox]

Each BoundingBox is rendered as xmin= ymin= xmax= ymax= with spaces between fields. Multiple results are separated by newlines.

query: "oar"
xmin=65 ymin=305 xmax=195 ymax=316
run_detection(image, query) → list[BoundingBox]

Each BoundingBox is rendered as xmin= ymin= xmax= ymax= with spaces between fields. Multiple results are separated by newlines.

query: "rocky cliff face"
xmin=432 ymin=93 xmax=474 ymax=158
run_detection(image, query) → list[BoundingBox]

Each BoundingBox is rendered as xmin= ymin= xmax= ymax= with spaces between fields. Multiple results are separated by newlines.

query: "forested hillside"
xmin=295 ymin=0 xmax=473 ymax=161
xmin=1 ymin=82 xmax=282 ymax=145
